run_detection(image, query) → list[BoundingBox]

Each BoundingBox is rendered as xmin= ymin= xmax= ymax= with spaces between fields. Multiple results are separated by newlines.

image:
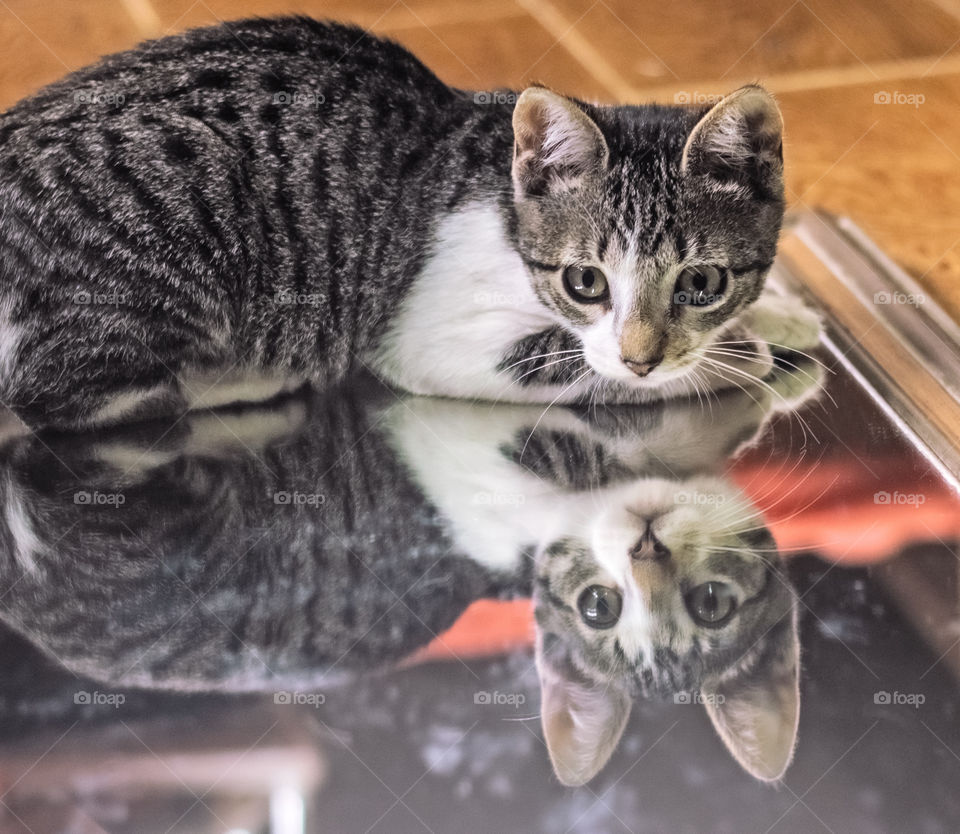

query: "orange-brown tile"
xmin=147 ymin=0 xmax=524 ymax=34
xmin=0 ymin=0 xmax=146 ymax=108
xmin=776 ymin=75 xmax=960 ymax=318
xmin=382 ymin=15 xmax=616 ymax=100
xmin=540 ymin=0 xmax=960 ymax=91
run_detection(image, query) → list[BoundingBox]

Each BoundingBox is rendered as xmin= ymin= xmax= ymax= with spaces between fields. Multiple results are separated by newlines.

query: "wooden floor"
xmin=1 ymin=0 xmax=959 ymax=317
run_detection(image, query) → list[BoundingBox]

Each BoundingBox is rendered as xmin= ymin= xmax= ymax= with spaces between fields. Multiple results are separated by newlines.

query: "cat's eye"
xmin=563 ymin=265 xmax=609 ymax=303
xmin=673 ymin=266 xmax=727 ymax=308
xmin=577 ymin=585 xmax=622 ymax=629
xmin=685 ymin=581 xmax=737 ymax=627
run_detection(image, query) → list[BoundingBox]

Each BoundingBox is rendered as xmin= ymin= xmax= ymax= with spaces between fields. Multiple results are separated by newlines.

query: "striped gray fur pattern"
xmin=0 ymin=18 xmax=798 ymax=428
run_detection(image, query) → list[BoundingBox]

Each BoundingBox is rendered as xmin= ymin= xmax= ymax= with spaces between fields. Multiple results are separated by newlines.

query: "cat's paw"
xmin=741 ymin=292 xmax=823 ymax=355
xmin=766 ymin=355 xmax=825 ymax=409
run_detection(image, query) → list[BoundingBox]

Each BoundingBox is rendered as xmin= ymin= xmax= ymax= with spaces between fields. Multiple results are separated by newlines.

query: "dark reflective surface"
xmin=1 ymin=340 xmax=959 ymax=832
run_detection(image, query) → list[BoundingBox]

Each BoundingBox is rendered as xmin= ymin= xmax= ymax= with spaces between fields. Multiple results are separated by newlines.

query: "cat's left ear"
xmin=512 ymin=87 xmax=609 ymax=200
xmin=700 ymin=617 xmax=800 ymax=781
xmin=680 ymin=85 xmax=784 ymax=194
xmin=535 ymin=631 xmax=632 ymax=786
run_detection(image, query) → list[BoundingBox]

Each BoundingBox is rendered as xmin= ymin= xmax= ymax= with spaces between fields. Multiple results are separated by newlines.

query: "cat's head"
xmin=533 ymin=476 xmax=799 ymax=785
xmin=511 ymin=85 xmax=784 ymax=388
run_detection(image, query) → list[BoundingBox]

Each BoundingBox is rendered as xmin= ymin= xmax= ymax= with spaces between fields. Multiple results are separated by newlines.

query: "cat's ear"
xmin=536 ymin=631 xmax=632 ymax=786
xmin=701 ymin=618 xmax=800 ymax=781
xmin=512 ymin=87 xmax=609 ymax=199
xmin=680 ymin=85 xmax=783 ymax=193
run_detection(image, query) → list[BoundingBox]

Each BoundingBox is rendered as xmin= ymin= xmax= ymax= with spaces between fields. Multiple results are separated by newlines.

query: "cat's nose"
xmin=622 ymin=356 xmax=662 ymax=377
xmin=631 ymin=527 xmax=670 ymax=561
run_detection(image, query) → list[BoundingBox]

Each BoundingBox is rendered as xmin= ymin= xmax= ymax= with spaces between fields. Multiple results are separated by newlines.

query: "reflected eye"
xmin=577 ymin=585 xmax=622 ymax=629
xmin=563 ymin=265 xmax=609 ymax=303
xmin=685 ymin=582 xmax=737 ymax=626
xmin=674 ymin=266 xmax=727 ymax=307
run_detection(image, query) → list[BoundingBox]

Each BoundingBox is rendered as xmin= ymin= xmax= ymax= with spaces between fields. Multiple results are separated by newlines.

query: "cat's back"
xmin=0 ymin=17 xmax=461 ymax=230
xmin=0 ymin=17 xmax=486 ymax=399
xmin=0 ymin=17 xmax=453 ymax=131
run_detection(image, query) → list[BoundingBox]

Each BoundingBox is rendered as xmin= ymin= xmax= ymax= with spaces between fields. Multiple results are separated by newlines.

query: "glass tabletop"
xmin=0 ymin=214 xmax=957 ymax=834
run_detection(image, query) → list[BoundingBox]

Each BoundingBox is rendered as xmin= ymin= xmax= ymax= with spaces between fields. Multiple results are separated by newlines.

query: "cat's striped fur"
xmin=0 ymin=17 xmax=794 ymax=428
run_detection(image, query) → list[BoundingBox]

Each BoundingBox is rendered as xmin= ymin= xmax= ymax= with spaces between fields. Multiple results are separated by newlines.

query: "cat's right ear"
xmin=680 ymin=85 xmax=784 ymax=195
xmin=536 ymin=630 xmax=632 ymax=786
xmin=512 ymin=87 xmax=609 ymax=200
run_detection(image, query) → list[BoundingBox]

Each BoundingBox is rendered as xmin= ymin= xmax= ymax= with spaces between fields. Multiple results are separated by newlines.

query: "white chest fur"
xmin=369 ymin=200 xmax=579 ymax=401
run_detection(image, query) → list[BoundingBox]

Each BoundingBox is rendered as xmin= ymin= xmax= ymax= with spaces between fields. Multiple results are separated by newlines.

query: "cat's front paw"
xmin=741 ymin=291 xmax=823 ymax=355
xmin=766 ymin=355 xmax=825 ymax=409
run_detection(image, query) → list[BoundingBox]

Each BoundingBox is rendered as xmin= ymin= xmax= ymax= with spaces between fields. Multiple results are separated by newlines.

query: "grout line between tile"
xmin=513 ymin=0 xmax=636 ymax=100
xmin=925 ymin=0 xmax=960 ymax=24
xmin=119 ymin=0 xmax=163 ymax=36
xmin=628 ymin=52 xmax=960 ymax=101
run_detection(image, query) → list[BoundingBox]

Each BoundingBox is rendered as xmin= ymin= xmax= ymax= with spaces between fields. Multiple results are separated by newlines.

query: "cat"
xmin=0 ymin=351 xmax=820 ymax=783
xmin=0 ymin=17 xmax=819 ymax=429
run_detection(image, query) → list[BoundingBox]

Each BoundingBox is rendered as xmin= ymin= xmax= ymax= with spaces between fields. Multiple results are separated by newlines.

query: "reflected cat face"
xmin=534 ymin=476 xmax=799 ymax=785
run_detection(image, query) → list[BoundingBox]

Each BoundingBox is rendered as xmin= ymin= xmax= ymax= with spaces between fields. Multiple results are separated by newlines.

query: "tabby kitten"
xmin=0 ymin=17 xmax=806 ymax=428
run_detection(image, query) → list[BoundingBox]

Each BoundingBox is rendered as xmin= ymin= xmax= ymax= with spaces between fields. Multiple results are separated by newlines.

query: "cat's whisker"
xmin=696 ymin=353 xmax=820 ymax=445
xmin=719 ymin=459 xmax=812 ymax=526
xmin=512 ymin=354 xmax=585 ymax=384
xmin=709 ymin=504 xmax=765 ymax=534
xmin=703 ymin=346 xmax=827 ymax=396
xmin=733 ymin=473 xmax=841 ymax=536
xmin=695 ymin=364 xmax=721 ymax=411
xmin=497 ymin=349 xmax=584 ymax=374
xmin=713 ymin=468 xmax=838 ymax=542
xmin=488 ymin=350 xmax=587 ymax=408
xmin=518 ymin=368 xmax=594 ymax=463
xmin=708 ymin=338 xmax=836 ymax=408
xmin=710 ymin=340 xmax=831 ymax=372
xmin=686 ymin=363 xmax=705 ymax=411
xmin=689 ymin=364 xmax=721 ymax=413
xmin=697 ymin=352 xmax=780 ymax=397
xmin=691 ymin=354 xmax=769 ymax=411
xmin=710 ymin=453 xmax=814 ymax=531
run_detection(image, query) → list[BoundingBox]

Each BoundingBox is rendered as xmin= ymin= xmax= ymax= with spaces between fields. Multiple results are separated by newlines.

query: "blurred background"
xmin=0 ymin=0 xmax=958 ymax=316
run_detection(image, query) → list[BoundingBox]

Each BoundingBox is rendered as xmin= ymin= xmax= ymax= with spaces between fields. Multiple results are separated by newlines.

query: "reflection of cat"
xmin=0 ymin=355 xmax=819 ymax=782
xmin=0 ymin=383 xmax=521 ymax=692
xmin=388 ymin=358 xmax=818 ymax=783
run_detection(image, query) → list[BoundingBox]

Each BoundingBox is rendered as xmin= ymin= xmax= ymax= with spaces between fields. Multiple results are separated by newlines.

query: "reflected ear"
xmin=701 ymin=617 xmax=800 ymax=781
xmin=681 ymin=85 xmax=783 ymax=195
xmin=512 ymin=87 xmax=609 ymax=200
xmin=536 ymin=631 xmax=632 ymax=786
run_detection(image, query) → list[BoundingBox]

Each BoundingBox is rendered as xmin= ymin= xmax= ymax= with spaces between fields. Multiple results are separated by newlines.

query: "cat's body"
xmin=0 ymin=17 xmax=814 ymax=428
